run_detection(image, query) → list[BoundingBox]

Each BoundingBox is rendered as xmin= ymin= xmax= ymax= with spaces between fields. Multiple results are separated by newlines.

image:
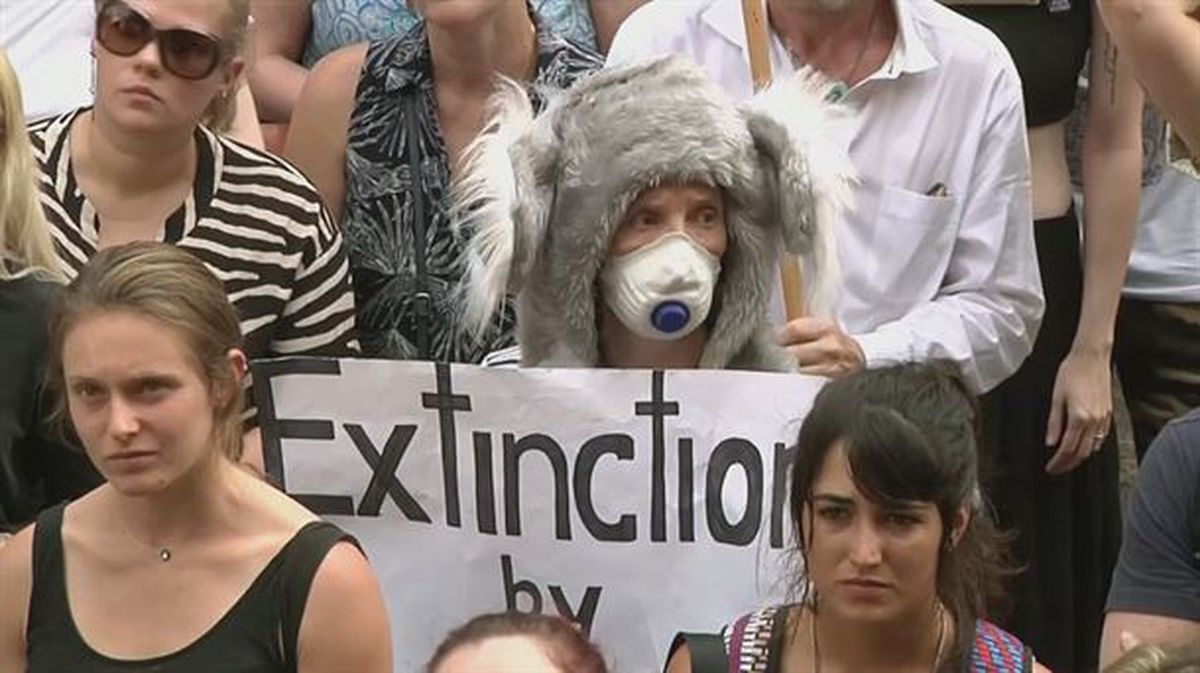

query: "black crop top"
xmin=955 ymin=0 xmax=1092 ymax=128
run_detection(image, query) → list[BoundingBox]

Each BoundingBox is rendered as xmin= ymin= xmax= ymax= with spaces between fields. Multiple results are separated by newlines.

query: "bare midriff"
xmin=1028 ymin=120 xmax=1076 ymax=221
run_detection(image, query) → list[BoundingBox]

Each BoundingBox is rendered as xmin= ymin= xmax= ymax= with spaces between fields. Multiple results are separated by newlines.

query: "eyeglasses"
xmin=95 ymin=1 xmax=228 ymax=81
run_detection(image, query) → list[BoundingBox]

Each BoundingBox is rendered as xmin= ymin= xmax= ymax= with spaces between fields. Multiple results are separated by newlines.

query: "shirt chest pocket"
xmin=866 ymin=185 xmax=960 ymax=303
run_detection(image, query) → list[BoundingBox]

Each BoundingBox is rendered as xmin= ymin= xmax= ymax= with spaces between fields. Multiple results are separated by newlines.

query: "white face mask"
xmin=599 ymin=233 xmax=722 ymax=341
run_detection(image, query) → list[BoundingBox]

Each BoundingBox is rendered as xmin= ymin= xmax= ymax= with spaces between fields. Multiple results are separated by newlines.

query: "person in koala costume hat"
xmin=456 ymin=56 xmax=850 ymax=371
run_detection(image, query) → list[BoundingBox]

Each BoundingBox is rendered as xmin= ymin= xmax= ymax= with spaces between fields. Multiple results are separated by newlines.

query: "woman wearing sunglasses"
xmin=27 ymin=0 xmax=359 ymax=441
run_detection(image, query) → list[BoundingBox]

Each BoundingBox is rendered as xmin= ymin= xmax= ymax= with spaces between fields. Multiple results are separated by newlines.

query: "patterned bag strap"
xmin=970 ymin=621 xmax=1034 ymax=673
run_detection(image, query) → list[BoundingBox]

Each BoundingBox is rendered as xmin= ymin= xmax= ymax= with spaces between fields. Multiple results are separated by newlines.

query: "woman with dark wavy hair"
xmin=667 ymin=363 xmax=1046 ymax=673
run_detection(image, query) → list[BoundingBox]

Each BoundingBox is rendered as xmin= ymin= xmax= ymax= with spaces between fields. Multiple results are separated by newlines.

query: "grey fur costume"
xmin=455 ymin=56 xmax=850 ymax=371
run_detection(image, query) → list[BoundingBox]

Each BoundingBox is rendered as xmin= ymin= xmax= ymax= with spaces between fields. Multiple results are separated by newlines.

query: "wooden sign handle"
xmin=740 ymin=0 xmax=807 ymax=320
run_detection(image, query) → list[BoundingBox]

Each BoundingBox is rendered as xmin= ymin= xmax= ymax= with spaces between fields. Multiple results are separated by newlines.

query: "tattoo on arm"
xmin=1103 ymin=30 xmax=1119 ymax=107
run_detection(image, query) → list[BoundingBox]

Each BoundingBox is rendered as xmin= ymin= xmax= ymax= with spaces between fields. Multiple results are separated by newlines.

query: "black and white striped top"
xmin=30 ymin=108 xmax=360 ymax=361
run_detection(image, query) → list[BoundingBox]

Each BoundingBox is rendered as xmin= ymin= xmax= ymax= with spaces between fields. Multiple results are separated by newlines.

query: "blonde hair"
xmin=93 ymin=0 xmax=253 ymax=132
xmin=0 ymin=48 xmax=60 ymax=281
xmin=1106 ymin=642 xmax=1200 ymax=673
xmin=47 ymin=242 xmax=246 ymax=461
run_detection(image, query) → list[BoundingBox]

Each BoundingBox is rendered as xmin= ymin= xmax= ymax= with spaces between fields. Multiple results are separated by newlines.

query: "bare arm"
xmin=0 ymin=527 xmax=34 ymax=673
xmin=1098 ymin=0 xmax=1200 ymax=154
xmin=1079 ymin=8 xmax=1143 ymax=352
xmin=283 ymin=43 xmax=366 ymax=224
xmin=1043 ymin=2 xmax=1144 ymax=473
xmin=249 ymin=0 xmax=313 ymax=123
xmin=664 ymin=643 xmax=693 ymax=673
xmin=297 ymin=542 xmax=393 ymax=673
xmin=1100 ymin=612 xmax=1200 ymax=668
xmin=587 ymin=0 xmax=647 ymax=54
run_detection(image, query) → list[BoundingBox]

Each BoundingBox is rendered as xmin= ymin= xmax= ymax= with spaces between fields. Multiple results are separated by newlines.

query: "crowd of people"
xmin=0 ymin=0 xmax=1197 ymax=671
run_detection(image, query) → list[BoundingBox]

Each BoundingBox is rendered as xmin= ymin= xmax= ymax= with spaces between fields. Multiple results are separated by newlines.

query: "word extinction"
xmin=254 ymin=360 xmax=799 ymax=549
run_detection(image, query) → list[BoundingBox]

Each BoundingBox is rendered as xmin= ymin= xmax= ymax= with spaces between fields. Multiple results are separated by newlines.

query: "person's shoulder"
xmin=0 ymin=521 xmax=35 ymax=630
xmin=1143 ymin=408 xmax=1200 ymax=475
xmin=26 ymin=107 xmax=83 ymax=160
xmin=607 ymin=0 xmax=718 ymax=63
xmin=539 ymin=30 xmax=604 ymax=81
xmin=480 ymin=345 xmax=522 ymax=368
xmin=621 ymin=0 xmax=715 ymax=30
xmin=905 ymin=0 xmax=1017 ymax=75
xmin=25 ymin=108 xmax=76 ymax=137
xmin=208 ymin=129 xmax=328 ymax=216
xmin=312 ymin=40 xmax=373 ymax=84
xmin=0 ymin=274 xmax=60 ymax=317
xmin=235 ymin=467 xmax=324 ymax=532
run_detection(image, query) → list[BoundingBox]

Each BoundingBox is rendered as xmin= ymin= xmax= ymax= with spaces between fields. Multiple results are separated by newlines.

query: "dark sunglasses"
xmin=96 ymin=1 xmax=228 ymax=80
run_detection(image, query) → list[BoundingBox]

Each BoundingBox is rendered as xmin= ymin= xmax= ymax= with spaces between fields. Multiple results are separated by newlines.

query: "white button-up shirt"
xmin=608 ymin=0 xmax=1043 ymax=393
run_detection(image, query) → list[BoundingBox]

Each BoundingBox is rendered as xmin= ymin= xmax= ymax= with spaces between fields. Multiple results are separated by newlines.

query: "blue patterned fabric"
xmin=304 ymin=0 xmax=597 ymax=66
xmin=340 ymin=20 xmax=601 ymax=360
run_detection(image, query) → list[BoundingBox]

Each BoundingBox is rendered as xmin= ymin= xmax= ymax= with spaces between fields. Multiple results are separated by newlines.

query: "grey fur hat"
xmin=456 ymin=56 xmax=850 ymax=371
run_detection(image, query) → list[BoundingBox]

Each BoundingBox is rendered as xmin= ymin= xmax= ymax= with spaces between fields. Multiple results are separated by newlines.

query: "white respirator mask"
xmin=599 ymin=233 xmax=722 ymax=341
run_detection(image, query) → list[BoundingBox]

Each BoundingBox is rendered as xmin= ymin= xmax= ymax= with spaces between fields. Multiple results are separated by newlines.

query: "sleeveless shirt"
xmin=26 ymin=504 xmax=356 ymax=672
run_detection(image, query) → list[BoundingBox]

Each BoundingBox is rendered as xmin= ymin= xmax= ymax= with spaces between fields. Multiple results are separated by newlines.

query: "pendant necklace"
xmin=787 ymin=0 xmax=881 ymax=103
xmin=810 ymin=602 xmax=947 ymax=673
xmin=116 ymin=515 xmax=177 ymax=563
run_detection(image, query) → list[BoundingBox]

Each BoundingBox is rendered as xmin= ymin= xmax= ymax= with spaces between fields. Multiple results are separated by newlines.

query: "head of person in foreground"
xmin=427 ymin=612 xmax=607 ymax=673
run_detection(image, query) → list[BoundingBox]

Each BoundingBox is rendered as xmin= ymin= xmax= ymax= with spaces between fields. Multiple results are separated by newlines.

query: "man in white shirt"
xmin=607 ymin=0 xmax=1043 ymax=393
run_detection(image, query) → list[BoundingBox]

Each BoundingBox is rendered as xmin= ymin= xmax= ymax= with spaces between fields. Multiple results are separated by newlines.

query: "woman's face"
xmin=92 ymin=0 xmax=242 ymax=134
xmin=62 ymin=309 xmax=233 ymax=495
xmin=801 ymin=442 xmax=949 ymax=624
xmin=434 ymin=635 xmax=561 ymax=673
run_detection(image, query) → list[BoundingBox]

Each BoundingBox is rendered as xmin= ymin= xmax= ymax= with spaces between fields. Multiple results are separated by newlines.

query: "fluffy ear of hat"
xmin=453 ymin=78 xmax=559 ymax=337
xmin=739 ymin=69 xmax=853 ymax=318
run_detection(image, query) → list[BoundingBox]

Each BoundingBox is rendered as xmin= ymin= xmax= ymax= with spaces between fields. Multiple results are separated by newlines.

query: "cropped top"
xmin=954 ymin=0 xmax=1091 ymax=128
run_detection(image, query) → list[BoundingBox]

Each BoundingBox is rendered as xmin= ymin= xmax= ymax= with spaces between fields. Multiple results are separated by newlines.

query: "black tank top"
xmin=26 ymin=504 xmax=355 ymax=672
xmin=954 ymin=0 xmax=1092 ymax=127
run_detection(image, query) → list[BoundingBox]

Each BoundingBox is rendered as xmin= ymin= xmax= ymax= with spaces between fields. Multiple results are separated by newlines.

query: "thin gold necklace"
xmin=114 ymin=513 xmax=177 ymax=563
xmin=810 ymin=602 xmax=947 ymax=673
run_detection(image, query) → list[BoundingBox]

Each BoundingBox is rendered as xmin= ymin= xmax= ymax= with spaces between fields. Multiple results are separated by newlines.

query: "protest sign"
xmin=253 ymin=358 xmax=825 ymax=670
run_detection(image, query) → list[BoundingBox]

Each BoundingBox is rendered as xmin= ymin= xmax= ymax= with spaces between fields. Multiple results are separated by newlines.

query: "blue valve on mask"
xmin=650 ymin=300 xmax=692 ymax=334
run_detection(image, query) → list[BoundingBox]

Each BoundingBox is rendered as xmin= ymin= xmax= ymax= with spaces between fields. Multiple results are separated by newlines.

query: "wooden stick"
xmin=741 ymin=0 xmax=808 ymax=320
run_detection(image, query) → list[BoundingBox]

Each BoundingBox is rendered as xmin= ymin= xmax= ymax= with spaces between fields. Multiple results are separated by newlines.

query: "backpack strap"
xmin=666 ymin=632 xmax=729 ymax=673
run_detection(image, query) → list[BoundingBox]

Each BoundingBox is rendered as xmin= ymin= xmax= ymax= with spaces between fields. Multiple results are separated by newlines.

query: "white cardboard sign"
xmin=253 ymin=359 xmax=825 ymax=671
